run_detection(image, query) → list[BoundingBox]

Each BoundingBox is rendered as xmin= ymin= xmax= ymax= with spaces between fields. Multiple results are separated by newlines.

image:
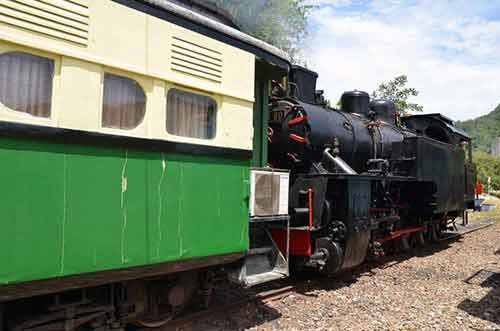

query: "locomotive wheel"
xmin=135 ymin=272 xmax=199 ymax=328
xmin=397 ymin=234 xmax=411 ymax=252
xmin=414 ymin=231 xmax=426 ymax=247
xmin=136 ymin=314 xmax=176 ymax=328
xmin=430 ymin=223 xmax=441 ymax=243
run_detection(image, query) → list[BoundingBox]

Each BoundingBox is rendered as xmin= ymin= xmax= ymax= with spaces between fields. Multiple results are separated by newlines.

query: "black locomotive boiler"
xmin=268 ymin=66 xmax=476 ymax=273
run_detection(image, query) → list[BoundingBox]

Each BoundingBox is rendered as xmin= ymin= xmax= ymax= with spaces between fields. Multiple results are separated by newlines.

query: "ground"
xmin=194 ymin=197 xmax=500 ymax=331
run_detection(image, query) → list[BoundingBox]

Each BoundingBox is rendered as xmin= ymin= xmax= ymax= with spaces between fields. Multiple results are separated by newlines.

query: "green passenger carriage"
xmin=0 ymin=0 xmax=292 ymax=328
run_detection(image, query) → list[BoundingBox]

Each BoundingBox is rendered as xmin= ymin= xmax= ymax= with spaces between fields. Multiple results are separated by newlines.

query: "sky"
xmin=304 ymin=0 xmax=500 ymax=121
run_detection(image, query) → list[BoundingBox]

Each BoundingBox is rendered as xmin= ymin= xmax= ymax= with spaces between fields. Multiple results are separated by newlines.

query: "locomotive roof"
xmin=139 ymin=0 xmax=291 ymax=68
xmin=404 ymin=113 xmax=454 ymax=125
xmin=404 ymin=113 xmax=471 ymax=141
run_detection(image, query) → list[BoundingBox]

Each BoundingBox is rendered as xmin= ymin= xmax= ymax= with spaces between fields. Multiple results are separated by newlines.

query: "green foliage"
xmin=474 ymin=151 xmax=500 ymax=190
xmin=456 ymin=104 xmax=500 ymax=152
xmin=209 ymin=0 xmax=313 ymax=62
xmin=372 ymin=75 xmax=424 ymax=115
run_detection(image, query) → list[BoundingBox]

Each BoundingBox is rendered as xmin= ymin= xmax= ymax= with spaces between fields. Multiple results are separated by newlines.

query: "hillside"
xmin=456 ymin=104 xmax=500 ymax=152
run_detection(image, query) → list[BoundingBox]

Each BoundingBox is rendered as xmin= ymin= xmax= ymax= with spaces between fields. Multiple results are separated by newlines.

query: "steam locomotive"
xmin=267 ymin=66 xmax=476 ymax=274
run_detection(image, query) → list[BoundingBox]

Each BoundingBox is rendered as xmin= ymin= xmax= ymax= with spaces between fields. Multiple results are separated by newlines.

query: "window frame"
xmin=99 ymin=67 xmax=150 ymax=134
xmin=100 ymin=72 xmax=147 ymax=131
xmin=165 ymin=86 xmax=219 ymax=141
xmin=0 ymin=46 xmax=60 ymax=125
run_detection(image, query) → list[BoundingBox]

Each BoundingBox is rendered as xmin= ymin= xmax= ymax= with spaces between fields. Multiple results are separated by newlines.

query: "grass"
xmin=468 ymin=196 xmax=500 ymax=222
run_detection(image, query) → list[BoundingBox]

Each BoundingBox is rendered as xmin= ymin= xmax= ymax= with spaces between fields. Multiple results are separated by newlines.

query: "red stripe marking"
xmin=378 ymin=227 xmax=423 ymax=244
xmin=289 ymin=134 xmax=306 ymax=143
xmin=288 ymin=116 xmax=308 ymax=125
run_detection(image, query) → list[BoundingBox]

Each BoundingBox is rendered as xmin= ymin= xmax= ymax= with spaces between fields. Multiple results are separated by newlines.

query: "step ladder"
xmin=230 ymin=217 xmax=289 ymax=287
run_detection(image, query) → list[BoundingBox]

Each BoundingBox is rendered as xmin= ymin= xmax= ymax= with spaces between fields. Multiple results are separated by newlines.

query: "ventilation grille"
xmin=171 ymin=36 xmax=222 ymax=83
xmin=250 ymin=170 xmax=289 ymax=217
xmin=0 ymin=0 xmax=89 ymax=46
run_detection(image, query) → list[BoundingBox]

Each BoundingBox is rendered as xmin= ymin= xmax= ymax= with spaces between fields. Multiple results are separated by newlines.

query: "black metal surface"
xmin=290 ymin=66 xmax=318 ymax=104
xmin=370 ymin=99 xmax=397 ymax=124
xmin=341 ymin=90 xmax=370 ymax=116
xmin=328 ymin=176 xmax=372 ymax=270
xmin=289 ymin=176 xmax=328 ymax=228
xmin=392 ymin=136 xmax=466 ymax=214
xmin=403 ymin=113 xmax=470 ymax=144
xmin=298 ymin=102 xmax=406 ymax=172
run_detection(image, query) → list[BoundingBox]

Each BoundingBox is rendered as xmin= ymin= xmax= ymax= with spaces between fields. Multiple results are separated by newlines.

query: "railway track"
xmin=142 ymin=218 xmax=495 ymax=331
xmin=136 ymin=284 xmax=296 ymax=331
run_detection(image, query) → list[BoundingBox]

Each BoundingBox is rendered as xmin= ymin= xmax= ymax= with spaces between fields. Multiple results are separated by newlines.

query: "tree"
xmin=372 ymin=75 xmax=424 ymax=115
xmin=474 ymin=151 xmax=500 ymax=190
xmin=209 ymin=0 xmax=313 ymax=62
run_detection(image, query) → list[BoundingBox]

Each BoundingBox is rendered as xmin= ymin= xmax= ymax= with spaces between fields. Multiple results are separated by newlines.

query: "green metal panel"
xmin=252 ymin=62 xmax=270 ymax=168
xmin=0 ymin=137 xmax=249 ymax=286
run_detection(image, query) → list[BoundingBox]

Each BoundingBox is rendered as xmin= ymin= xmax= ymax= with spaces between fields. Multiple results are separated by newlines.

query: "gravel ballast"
xmin=194 ymin=201 xmax=500 ymax=331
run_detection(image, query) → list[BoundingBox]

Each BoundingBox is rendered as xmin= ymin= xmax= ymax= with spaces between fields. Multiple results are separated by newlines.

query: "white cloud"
xmin=306 ymin=1 xmax=500 ymax=121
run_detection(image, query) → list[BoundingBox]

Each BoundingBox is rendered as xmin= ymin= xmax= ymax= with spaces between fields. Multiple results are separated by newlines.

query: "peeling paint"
xmin=121 ymin=208 xmax=128 ymax=264
xmin=157 ymin=153 xmax=166 ymax=258
xmin=120 ymin=150 xmax=128 ymax=209
xmin=121 ymin=150 xmax=129 ymax=264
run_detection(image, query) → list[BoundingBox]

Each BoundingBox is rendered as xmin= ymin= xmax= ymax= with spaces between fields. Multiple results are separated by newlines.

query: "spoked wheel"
xmin=424 ymin=222 xmax=441 ymax=243
xmin=136 ymin=314 xmax=177 ymax=329
xmin=413 ymin=231 xmax=426 ymax=247
xmin=395 ymin=234 xmax=411 ymax=252
xmin=135 ymin=272 xmax=199 ymax=328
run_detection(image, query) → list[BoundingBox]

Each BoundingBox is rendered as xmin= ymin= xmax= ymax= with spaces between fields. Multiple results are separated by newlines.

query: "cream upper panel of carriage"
xmin=0 ymin=0 xmax=255 ymax=150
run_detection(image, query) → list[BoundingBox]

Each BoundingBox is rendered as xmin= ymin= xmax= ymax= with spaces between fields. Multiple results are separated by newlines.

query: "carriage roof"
xmin=140 ymin=0 xmax=291 ymax=68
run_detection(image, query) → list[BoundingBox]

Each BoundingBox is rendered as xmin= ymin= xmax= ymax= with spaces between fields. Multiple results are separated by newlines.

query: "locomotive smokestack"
xmin=290 ymin=65 xmax=319 ymax=104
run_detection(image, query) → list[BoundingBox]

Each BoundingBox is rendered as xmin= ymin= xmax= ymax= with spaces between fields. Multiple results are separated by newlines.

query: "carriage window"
xmin=166 ymin=89 xmax=216 ymax=139
xmin=0 ymin=52 xmax=54 ymax=118
xmin=102 ymin=73 xmax=146 ymax=130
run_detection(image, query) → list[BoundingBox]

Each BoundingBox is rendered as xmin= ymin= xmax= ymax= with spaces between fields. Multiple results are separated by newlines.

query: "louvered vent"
xmin=171 ymin=36 xmax=222 ymax=83
xmin=0 ymin=0 xmax=89 ymax=46
xmin=250 ymin=170 xmax=289 ymax=217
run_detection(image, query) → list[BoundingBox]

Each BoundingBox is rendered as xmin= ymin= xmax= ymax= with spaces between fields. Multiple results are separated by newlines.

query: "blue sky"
xmin=304 ymin=0 xmax=500 ymax=120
